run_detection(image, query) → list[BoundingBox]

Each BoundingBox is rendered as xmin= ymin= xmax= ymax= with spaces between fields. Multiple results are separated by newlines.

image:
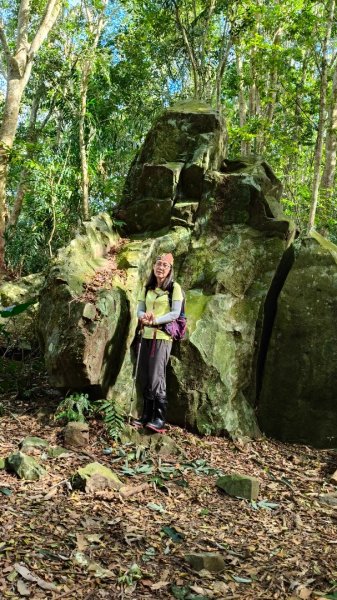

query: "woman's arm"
xmin=153 ymin=299 xmax=182 ymax=325
xmin=137 ymin=300 xmax=146 ymax=320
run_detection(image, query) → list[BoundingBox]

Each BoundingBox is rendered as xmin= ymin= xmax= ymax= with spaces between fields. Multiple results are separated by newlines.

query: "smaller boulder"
xmin=47 ymin=446 xmax=71 ymax=458
xmin=19 ymin=437 xmax=49 ymax=455
xmin=6 ymin=451 xmax=47 ymax=480
xmin=119 ymin=424 xmax=144 ymax=445
xmin=64 ymin=422 xmax=89 ymax=448
xmin=72 ymin=462 xmax=122 ymax=492
xmin=216 ymin=474 xmax=259 ymax=501
xmin=185 ymin=552 xmax=225 ymax=573
xmin=149 ymin=434 xmax=181 ymax=456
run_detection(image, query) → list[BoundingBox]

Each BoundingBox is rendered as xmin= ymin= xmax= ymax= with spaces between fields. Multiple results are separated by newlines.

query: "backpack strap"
xmin=167 ymin=281 xmax=175 ymax=309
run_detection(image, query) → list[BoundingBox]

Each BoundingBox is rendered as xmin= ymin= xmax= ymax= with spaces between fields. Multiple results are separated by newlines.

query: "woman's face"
xmin=153 ymin=258 xmax=171 ymax=280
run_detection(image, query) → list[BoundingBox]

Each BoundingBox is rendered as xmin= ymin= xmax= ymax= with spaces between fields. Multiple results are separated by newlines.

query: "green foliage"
xmin=118 ymin=563 xmax=142 ymax=586
xmin=0 ymin=299 xmax=37 ymax=319
xmin=55 ymin=393 xmax=91 ymax=423
xmin=94 ymin=398 xmax=124 ymax=439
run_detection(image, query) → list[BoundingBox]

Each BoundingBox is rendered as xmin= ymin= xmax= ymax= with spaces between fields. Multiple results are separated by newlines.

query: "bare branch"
xmin=29 ymin=0 xmax=61 ymax=59
xmin=0 ymin=21 xmax=11 ymax=65
xmin=16 ymin=0 xmax=31 ymax=51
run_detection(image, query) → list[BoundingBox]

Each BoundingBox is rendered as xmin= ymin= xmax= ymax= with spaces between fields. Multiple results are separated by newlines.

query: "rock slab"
xmin=185 ymin=552 xmax=225 ymax=573
xmin=216 ymin=474 xmax=259 ymax=500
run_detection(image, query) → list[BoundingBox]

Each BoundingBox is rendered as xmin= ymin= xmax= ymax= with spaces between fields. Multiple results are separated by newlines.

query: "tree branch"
xmin=16 ymin=0 xmax=31 ymax=51
xmin=29 ymin=0 xmax=61 ymax=59
xmin=0 ymin=21 xmax=11 ymax=65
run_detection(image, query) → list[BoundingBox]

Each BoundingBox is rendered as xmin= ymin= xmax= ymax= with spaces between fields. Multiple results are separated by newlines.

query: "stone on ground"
xmin=19 ymin=437 xmax=49 ymax=454
xmin=6 ymin=451 xmax=47 ymax=480
xmin=185 ymin=552 xmax=225 ymax=573
xmin=47 ymin=446 xmax=71 ymax=458
xmin=216 ymin=473 xmax=259 ymax=500
xmin=72 ymin=462 xmax=122 ymax=492
xmin=63 ymin=422 xmax=89 ymax=448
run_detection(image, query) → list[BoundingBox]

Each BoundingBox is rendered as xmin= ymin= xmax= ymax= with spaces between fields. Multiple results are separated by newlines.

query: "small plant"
xmin=55 ymin=393 xmax=91 ymax=423
xmin=118 ymin=563 xmax=142 ymax=586
xmin=94 ymin=398 xmax=124 ymax=440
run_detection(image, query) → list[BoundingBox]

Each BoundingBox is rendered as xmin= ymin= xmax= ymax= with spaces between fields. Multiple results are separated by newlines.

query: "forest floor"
xmin=0 ymin=356 xmax=337 ymax=600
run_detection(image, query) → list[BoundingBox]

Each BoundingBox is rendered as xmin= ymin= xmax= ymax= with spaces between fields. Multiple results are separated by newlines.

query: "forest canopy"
xmin=0 ymin=0 xmax=336 ymax=273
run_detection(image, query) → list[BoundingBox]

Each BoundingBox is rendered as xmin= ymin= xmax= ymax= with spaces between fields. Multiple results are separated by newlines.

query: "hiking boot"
xmin=146 ymin=395 xmax=167 ymax=433
xmin=132 ymin=393 xmax=154 ymax=429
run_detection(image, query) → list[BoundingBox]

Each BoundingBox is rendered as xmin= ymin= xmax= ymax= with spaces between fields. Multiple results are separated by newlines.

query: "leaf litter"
xmin=0 ymin=388 xmax=337 ymax=599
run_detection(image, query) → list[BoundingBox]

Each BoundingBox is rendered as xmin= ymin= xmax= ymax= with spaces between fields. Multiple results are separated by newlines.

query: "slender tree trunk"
xmin=174 ymin=3 xmax=199 ymax=98
xmin=320 ymin=61 xmax=337 ymax=195
xmin=8 ymin=86 xmax=41 ymax=228
xmin=0 ymin=74 xmax=29 ymax=268
xmin=79 ymin=62 xmax=90 ymax=220
xmin=236 ymin=51 xmax=249 ymax=156
xmin=308 ymin=0 xmax=335 ymax=231
xmin=0 ymin=0 xmax=61 ymax=268
xmin=78 ymin=0 xmax=107 ymax=221
xmin=214 ymin=33 xmax=232 ymax=112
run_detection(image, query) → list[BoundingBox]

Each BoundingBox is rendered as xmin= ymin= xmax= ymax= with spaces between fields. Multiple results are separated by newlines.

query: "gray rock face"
xmin=19 ymin=437 xmax=49 ymax=454
xmin=119 ymin=100 xmax=224 ymax=233
xmin=37 ymin=214 xmax=128 ymax=393
xmin=258 ymin=233 xmax=337 ymax=448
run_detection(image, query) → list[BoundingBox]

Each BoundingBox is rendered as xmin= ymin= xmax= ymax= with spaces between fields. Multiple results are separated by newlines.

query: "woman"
xmin=133 ymin=253 xmax=183 ymax=432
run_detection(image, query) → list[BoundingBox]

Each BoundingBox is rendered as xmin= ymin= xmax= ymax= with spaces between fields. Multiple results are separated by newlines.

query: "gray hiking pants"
xmin=137 ymin=338 xmax=172 ymax=399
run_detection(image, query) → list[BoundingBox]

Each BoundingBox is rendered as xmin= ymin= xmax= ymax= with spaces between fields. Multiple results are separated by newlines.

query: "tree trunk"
xmin=236 ymin=51 xmax=249 ymax=156
xmin=8 ymin=85 xmax=42 ymax=228
xmin=320 ymin=61 xmax=337 ymax=195
xmin=308 ymin=0 xmax=335 ymax=231
xmin=79 ymin=62 xmax=90 ymax=221
xmin=0 ymin=74 xmax=28 ymax=268
xmin=0 ymin=0 xmax=61 ymax=268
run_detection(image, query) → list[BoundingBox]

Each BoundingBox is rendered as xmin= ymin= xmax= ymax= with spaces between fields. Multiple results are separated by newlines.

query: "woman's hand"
xmin=141 ymin=311 xmax=155 ymax=325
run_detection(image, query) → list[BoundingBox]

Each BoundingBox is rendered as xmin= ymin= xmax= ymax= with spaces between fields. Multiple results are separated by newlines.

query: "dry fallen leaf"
xmin=14 ymin=563 xmax=58 ymax=591
xmin=17 ymin=579 xmax=30 ymax=597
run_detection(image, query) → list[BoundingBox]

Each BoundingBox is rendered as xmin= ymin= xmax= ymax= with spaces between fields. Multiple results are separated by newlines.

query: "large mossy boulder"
xmin=38 ymin=101 xmax=309 ymax=442
xmin=37 ymin=214 xmax=129 ymax=394
xmin=258 ymin=232 xmax=337 ymax=448
xmin=109 ymin=104 xmax=295 ymax=438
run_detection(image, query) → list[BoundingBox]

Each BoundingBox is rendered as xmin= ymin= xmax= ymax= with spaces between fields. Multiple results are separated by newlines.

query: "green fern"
xmin=94 ymin=399 xmax=125 ymax=440
xmin=55 ymin=393 xmax=91 ymax=423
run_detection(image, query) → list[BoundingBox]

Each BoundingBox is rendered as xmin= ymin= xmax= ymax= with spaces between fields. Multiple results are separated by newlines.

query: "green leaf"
xmin=232 ymin=576 xmax=253 ymax=583
xmin=0 ymin=298 xmax=37 ymax=318
xmin=171 ymin=585 xmax=190 ymax=599
xmin=147 ymin=502 xmax=165 ymax=513
xmin=0 ymin=487 xmax=12 ymax=496
xmin=161 ymin=526 xmax=184 ymax=543
xmin=174 ymin=478 xmax=189 ymax=488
